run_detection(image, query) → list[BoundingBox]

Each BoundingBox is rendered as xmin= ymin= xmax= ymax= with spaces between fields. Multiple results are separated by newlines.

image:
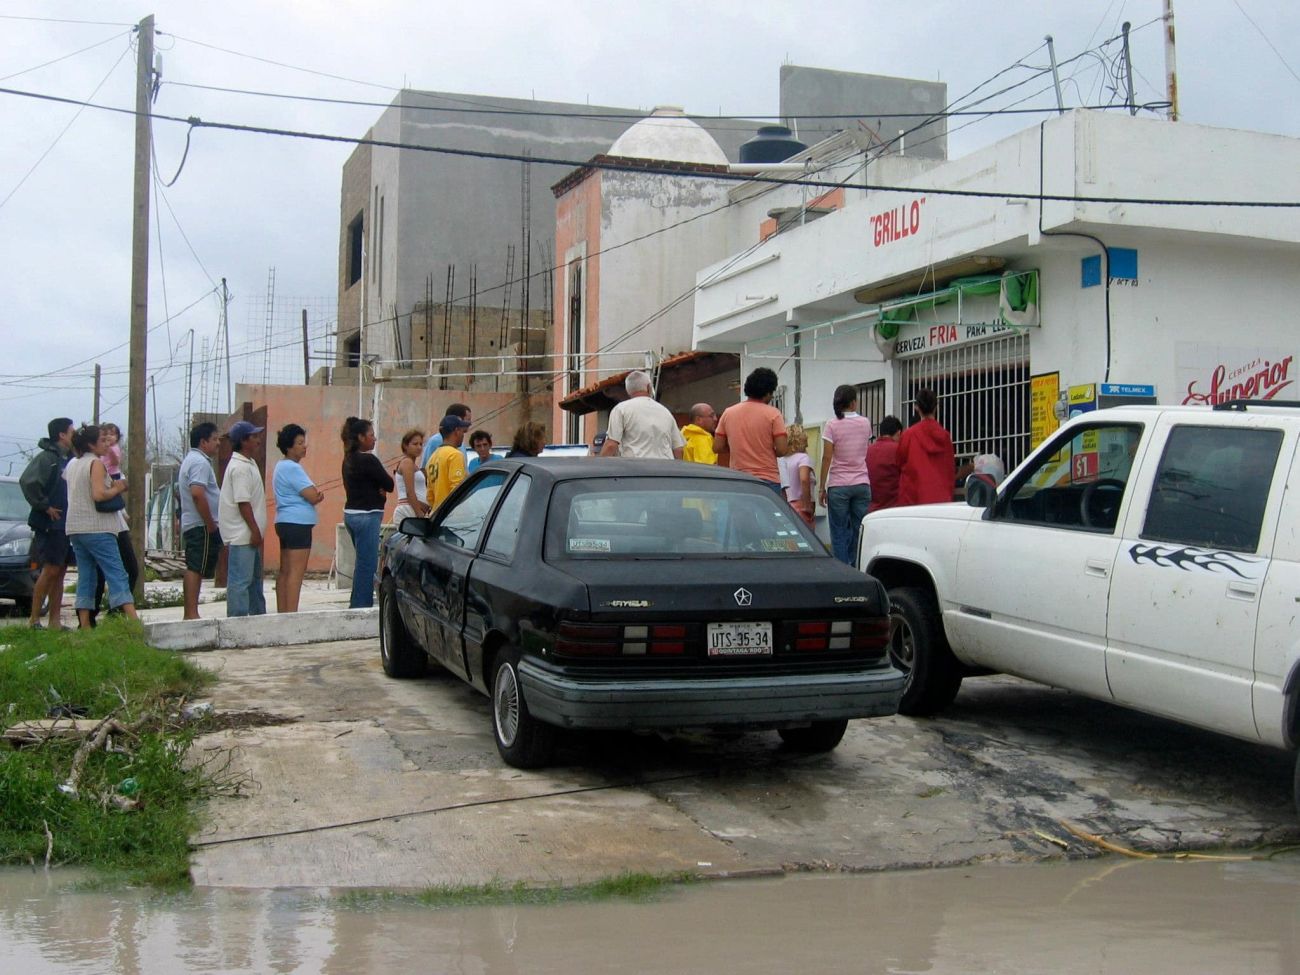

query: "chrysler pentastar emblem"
xmin=733 ymin=587 xmax=752 ymax=607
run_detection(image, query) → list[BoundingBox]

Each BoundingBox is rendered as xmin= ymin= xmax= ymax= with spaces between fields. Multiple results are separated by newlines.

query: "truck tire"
xmin=888 ymin=586 xmax=963 ymax=717
xmin=379 ymin=576 xmax=427 ymax=678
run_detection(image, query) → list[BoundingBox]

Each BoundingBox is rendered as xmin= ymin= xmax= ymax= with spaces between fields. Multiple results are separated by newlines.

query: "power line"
xmin=1232 ymin=0 xmax=1300 ymax=87
xmin=0 ymin=28 xmax=130 ymax=82
xmin=160 ymin=32 xmax=400 ymax=91
xmin=0 ymin=39 xmax=131 ymax=210
xmin=158 ymin=78 xmax=1132 ymax=124
xmin=6 ymin=85 xmax=1284 ymax=208
xmin=0 ymin=14 xmax=135 ymax=27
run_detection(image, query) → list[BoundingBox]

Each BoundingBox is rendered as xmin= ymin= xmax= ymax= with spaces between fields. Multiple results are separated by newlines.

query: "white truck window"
xmin=1142 ymin=426 xmax=1281 ymax=552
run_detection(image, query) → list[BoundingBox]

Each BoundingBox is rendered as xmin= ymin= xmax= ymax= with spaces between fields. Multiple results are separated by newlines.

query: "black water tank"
xmin=738 ymin=125 xmax=807 ymax=164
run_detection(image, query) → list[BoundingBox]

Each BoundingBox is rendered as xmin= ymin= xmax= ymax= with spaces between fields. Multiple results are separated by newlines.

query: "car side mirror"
xmin=398 ymin=516 xmax=433 ymax=538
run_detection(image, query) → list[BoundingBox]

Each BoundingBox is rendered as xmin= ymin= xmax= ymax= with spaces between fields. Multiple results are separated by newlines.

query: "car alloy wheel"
xmin=888 ymin=608 xmax=916 ymax=676
xmin=494 ymin=659 xmax=521 ymax=748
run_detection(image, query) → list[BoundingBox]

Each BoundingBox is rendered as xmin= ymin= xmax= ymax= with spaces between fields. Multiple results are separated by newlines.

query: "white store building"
xmin=692 ymin=110 xmax=1300 ymax=474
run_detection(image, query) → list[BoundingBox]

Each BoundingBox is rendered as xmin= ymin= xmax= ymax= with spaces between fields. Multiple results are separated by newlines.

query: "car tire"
xmin=379 ymin=576 xmax=427 ymax=679
xmin=1293 ymin=748 xmax=1300 ymax=817
xmin=491 ymin=648 xmax=556 ymax=769
xmin=889 ymin=586 xmax=963 ymax=717
xmin=778 ymin=719 xmax=848 ymax=752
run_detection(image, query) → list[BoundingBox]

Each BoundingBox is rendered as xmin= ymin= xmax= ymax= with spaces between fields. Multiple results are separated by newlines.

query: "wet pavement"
xmin=184 ymin=637 xmax=1300 ymax=889
xmin=4 ymin=856 xmax=1299 ymax=973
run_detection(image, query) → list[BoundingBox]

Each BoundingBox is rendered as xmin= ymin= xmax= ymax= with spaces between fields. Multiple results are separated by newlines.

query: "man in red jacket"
xmin=897 ymin=388 xmax=956 ymax=506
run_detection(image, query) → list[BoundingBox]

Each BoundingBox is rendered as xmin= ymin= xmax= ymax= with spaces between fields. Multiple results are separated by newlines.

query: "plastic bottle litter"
xmin=117 ymin=777 xmax=139 ymax=796
xmin=25 ymin=653 xmax=48 ymax=669
xmin=181 ymin=701 xmax=213 ymax=720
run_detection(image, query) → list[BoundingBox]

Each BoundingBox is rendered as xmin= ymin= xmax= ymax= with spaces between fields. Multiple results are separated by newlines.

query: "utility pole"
xmin=301 ymin=308 xmax=310 ymax=384
xmin=92 ymin=364 xmax=101 ymax=423
xmin=126 ymin=13 xmax=154 ymax=602
xmin=1121 ymin=22 xmax=1137 ymax=116
xmin=183 ymin=328 xmax=193 ymax=422
xmin=1164 ymin=0 xmax=1179 ymax=121
xmin=220 ymin=277 xmax=233 ymax=412
xmin=1045 ymin=36 xmax=1065 ymax=115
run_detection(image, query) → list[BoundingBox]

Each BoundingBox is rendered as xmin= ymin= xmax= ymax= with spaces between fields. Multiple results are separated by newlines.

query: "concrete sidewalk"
xmin=185 ymin=638 xmax=1300 ymax=891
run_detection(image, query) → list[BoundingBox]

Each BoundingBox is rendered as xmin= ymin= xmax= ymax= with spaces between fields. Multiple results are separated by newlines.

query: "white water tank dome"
xmin=607 ymin=106 xmax=728 ymax=165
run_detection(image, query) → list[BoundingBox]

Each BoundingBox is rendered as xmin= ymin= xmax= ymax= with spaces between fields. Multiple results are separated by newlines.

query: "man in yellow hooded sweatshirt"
xmin=680 ymin=403 xmax=718 ymax=465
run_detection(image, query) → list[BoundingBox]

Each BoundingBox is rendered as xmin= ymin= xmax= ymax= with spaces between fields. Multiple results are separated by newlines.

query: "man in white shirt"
xmin=599 ymin=371 xmax=685 ymax=460
xmin=218 ymin=420 xmax=267 ymax=617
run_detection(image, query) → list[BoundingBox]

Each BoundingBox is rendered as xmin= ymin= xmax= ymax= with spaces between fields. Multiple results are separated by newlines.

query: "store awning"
xmin=559 ymin=350 xmax=739 ymax=415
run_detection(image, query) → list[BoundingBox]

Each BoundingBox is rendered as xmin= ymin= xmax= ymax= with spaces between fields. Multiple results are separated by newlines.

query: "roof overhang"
xmin=559 ymin=350 xmax=739 ymax=414
xmin=853 ymin=254 xmax=1006 ymax=305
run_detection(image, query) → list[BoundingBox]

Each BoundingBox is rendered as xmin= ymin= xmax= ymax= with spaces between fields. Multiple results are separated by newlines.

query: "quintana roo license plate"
xmin=707 ymin=622 xmax=773 ymax=656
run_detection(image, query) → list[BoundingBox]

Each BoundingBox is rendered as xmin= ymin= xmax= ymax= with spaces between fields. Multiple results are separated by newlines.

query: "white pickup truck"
xmin=858 ymin=400 xmax=1300 ymax=810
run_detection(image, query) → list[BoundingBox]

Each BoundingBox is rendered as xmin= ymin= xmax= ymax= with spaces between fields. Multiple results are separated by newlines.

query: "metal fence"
xmin=899 ymin=331 xmax=1032 ymax=472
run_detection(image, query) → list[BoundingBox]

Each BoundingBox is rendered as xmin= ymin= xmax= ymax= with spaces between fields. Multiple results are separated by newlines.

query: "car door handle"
xmin=1084 ymin=559 xmax=1110 ymax=578
xmin=1226 ymin=581 xmax=1259 ymax=601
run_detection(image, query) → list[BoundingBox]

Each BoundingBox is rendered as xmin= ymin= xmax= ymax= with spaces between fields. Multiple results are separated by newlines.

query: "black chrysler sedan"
xmin=378 ymin=458 xmax=904 ymax=768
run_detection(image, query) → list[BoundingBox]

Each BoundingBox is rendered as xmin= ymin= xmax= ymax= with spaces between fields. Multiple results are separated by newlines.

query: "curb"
xmin=145 ymin=608 xmax=378 ymax=651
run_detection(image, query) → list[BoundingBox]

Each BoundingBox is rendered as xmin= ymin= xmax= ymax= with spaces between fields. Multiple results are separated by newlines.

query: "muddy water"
xmin=3 ymin=857 xmax=1298 ymax=974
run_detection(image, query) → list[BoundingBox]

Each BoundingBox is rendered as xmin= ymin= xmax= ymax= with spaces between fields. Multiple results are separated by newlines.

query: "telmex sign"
xmin=870 ymin=197 xmax=926 ymax=247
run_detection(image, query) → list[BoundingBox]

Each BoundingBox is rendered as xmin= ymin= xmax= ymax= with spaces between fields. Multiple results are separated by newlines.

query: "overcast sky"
xmin=2 ymin=0 xmax=1297 ymax=471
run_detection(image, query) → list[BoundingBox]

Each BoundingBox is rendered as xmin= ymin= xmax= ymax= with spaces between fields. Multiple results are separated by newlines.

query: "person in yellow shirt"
xmin=426 ymin=415 xmax=470 ymax=510
xmin=680 ymin=402 xmax=718 ymax=465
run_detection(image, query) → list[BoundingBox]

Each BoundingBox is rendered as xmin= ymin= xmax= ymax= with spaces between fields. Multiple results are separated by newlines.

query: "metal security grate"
xmin=855 ymin=379 xmax=887 ymax=429
xmin=899 ymin=332 xmax=1031 ymax=473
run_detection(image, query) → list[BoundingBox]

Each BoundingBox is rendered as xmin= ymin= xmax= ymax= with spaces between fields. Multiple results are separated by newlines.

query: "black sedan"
xmin=378 ymin=458 xmax=904 ymax=768
xmin=0 ymin=476 xmax=35 ymax=615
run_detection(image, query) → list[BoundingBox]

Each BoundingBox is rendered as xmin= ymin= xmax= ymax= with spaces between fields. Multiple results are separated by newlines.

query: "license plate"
xmin=707 ymin=622 xmax=773 ymax=656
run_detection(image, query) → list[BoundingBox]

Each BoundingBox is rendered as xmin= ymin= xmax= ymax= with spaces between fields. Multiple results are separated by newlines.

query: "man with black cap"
xmin=426 ymin=414 xmax=470 ymax=511
xmin=218 ymin=420 xmax=267 ymax=617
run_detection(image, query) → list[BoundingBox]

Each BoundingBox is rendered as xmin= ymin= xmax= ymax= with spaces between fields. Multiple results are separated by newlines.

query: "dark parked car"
xmin=0 ymin=475 xmax=36 ymax=615
xmin=379 ymin=458 xmax=904 ymax=768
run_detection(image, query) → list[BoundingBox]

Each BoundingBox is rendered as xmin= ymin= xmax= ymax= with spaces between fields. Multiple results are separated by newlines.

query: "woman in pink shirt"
xmin=818 ymin=385 xmax=872 ymax=565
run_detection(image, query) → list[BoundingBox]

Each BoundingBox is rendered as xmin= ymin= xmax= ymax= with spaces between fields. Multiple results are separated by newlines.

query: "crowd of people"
xmin=16 ymin=370 xmax=961 ymax=626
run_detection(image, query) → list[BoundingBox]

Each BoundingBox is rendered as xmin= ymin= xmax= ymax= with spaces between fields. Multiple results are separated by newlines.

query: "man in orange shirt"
xmin=712 ymin=367 xmax=788 ymax=493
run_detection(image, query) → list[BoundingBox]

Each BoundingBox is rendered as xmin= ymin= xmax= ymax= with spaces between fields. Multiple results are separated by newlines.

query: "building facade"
xmin=693 ymin=110 xmax=1300 ymax=482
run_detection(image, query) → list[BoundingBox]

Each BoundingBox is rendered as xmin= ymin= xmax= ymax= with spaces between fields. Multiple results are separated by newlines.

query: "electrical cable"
xmin=0 ymin=85 xmax=1269 ymax=206
xmin=1231 ymin=0 xmax=1300 ymax=86
xmin=155 ymin=181 xmax=218 ymax=287
xmin=0 ymin=29 xmax=130 ymax=82
xmin=0 ymin=39 xmax=131 ymax=211
xmin=0 ymin=14 xmax=135 ymax=27
xmin=153 ymin=123 xmax=195 ymax=187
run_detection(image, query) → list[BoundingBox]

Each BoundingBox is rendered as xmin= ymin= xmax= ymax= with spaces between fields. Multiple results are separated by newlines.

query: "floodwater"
xmin=2 ymin=857 xmax=1299 ymax=974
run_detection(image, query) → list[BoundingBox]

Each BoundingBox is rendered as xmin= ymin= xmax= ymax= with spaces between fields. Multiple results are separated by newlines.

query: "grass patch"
xmin=916 ymin=786 xmax=945 ymax=799
xmin=337 ymin=871 xmax=699 ymax=911
xmin=0 ymin=618 xmax=218 ymax=886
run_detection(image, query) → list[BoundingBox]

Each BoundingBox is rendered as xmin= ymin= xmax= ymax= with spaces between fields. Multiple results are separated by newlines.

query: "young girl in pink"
xmin=101 ymin=422 xmax=123 ymax=481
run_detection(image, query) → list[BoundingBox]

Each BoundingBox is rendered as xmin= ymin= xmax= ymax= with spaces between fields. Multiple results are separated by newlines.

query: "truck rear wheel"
xmin=888 ymin=586 xmax=963 ymax=716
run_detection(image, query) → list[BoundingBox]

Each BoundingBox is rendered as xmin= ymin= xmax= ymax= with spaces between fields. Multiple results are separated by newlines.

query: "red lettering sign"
xmin=1182 ymin=355 xmax=1294 ymax=406
xmin=870 ymin=197 xmax=925 ymax=247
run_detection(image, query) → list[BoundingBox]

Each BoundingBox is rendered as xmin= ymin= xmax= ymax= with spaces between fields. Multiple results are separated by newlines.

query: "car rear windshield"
xmin=547 ymin=478 xmax=820 ymax=558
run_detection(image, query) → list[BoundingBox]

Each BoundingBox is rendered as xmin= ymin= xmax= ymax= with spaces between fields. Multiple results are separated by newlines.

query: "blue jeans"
xmin=69 ymin=532 xmax=133 ymax=610
xmin=226 ymin=544 xmax=266 ymax=617
xmin=827 ymin=483 xmax=872 ymax=566
xmin=345 ymin=510 xmax=383 ymax=609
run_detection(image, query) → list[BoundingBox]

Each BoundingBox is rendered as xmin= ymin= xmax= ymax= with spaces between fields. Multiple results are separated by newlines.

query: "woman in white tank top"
xmin=64 ymin=424 xmax=138 ymax=627
xmin=392 ymin=429 xmax=431 ymax=525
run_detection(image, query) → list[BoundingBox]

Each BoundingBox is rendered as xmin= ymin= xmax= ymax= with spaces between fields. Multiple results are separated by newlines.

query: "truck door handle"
xmin=1226 ymin=582 xmax=1259 ymax=601
xmin=1085 ymin=559 xmax=1110 ymax=578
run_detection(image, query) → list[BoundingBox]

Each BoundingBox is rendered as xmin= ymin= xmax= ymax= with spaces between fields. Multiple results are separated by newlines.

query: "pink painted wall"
xmin=552 ymin=170 xmax=603 ymax=443
xmin=237 ymin=383 xmax=545 ymax=572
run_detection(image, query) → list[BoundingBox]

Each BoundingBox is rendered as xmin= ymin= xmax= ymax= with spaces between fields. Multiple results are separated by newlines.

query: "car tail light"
xmin=555 ymin=622 xmax=689 ymax=656
xmin=851 ymin=618 xmax=891 ymax=653
xmin=556 ymin=622 xmax=622 ymax=656
xmin=794 ymin=619 xmax=888 ymax=653
xmin=648 ymin=625 xmax=686 ymax=655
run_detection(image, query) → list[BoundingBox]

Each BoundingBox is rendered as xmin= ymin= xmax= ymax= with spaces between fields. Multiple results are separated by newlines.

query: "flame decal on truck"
xmin=1127 ymin=544 xmax=1265 ymax=580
